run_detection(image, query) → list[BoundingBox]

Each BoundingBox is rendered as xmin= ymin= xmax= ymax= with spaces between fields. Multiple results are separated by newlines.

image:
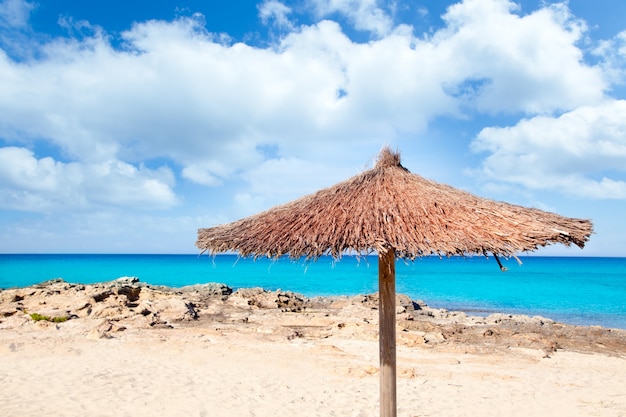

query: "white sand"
xmin=2 ymin=322 xmax=625 ymax=417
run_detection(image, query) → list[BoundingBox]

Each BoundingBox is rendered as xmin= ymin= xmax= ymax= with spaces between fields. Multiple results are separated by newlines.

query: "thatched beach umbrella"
xmin=196 ymin=147 xmax=593 ymax=417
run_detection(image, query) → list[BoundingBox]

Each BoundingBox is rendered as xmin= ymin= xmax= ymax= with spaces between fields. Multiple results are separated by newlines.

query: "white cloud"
xmin=308 ymin=0 xmax=394 ymax=38
xmin=1 ymin=0 xmax=625 ymax=255
xmin=258 ymin=0 xmax=294 ymax=30
xmin=594 ymin=30 xmax=626 ymax=86
xmin=0 ymin=0 xmax=616 ymax=219
xmin=235 ymin=156 xmax=356 ymax=215
xmin=0 ymin=0 xmax=37 ymax=59
xmin=435 ymin=0 xmax=604 ymax=114
xmin=0 ymin=0 xmax=34 ymax=28
xmin=0 ymin=147 xmax=63 ymax=192
xmin=471 ymin=100 xmax=626 ymax=199
xmin=0 ymin=147 xmax=179 ymax=211
xmin=182 ymin=161 xmax=232 ymax=186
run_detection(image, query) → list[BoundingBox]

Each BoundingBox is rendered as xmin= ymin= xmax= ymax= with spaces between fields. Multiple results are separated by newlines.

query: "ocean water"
xmin=1 ymin=254 xmax=625 ymax=329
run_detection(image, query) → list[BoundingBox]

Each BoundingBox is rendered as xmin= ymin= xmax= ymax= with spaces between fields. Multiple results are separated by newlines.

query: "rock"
xmin=233 ymin=287 xmax=266 ymax=298
xmin=90 ymin=303 xmax=128 ymax=320
xmin=232 ymin=289 xmax=307 ymax=311
xmin=329 ymin=298 xmax=352 ymax=309
xmin=91 ymin=290 xmax=113 ymax=303
xmin=154 ymin=299 xmax=199 ymax=323
xmin=424 ymin=332 xmax=446 ymax=344
xmin=116 ymin=285 xmax=141 ymax=302
xmin=250 ymin=292 xmax=279 ymax=309
xmin=358 ymin=294 xmax=379 ymax=309
xmin=89 ymin=279 xmax=143 ymax=305
xmin=109 ymin=279 xmax=142 ymax=301
xmin=531 ymin=316 xmax=555 ymax=325
xmin=486 ymin=313 xmax=514 ymax=324
xmin=179 ymin=283 xmax=232 ymax=297
xmin=398 ymin=331 xmax=426 ymax=347
xmin=33 ymin=278 xmax=66 ymax=288
xmin=4 ymin=280 xmax=626 ymax=357
xmin=67 ymin=302 xmax=92 ymax=318
xmin=397 ymin=294 xmax=420 ymax=312
xmin=226 ymin=293 xmax=255 ymax=310
xmin=86 ymin=320 xmax=118 ymax=339
xmin=276 ymin=291 xmax=306 ymax=312
xmin=352 ymin=293 xmax=421 ymax=312
xmin=114 ymin=276 xmax=140 ymax=285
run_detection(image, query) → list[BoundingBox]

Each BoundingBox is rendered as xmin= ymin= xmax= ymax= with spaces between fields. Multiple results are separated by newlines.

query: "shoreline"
xmin=2 ymin=277 xmax=626 ymax=417
xmin=2 ymin=275 xmax=624 ymax=331
xmin=2 ymin=277 xmax=626 ymax=352
xmin=2 ymin=255 xmax=625 ymax=330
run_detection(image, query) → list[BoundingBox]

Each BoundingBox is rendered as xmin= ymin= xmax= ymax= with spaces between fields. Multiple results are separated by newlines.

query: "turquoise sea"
xmin=1 ymin=254 xmax=625 ymax=329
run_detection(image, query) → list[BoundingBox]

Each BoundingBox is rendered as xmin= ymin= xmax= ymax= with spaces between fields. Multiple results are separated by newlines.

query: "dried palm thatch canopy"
xmin=196 ymin=147 xmax=593 ymax=417
xmin=197 ymin=147 xmax=592 ymax=260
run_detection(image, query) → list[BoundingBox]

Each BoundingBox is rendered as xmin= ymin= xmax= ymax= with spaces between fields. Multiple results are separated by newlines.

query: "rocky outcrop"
xmin=1 ymin=278 xmax=625 ymax=356
xmin=0 ymin=278 xmax=225 ymax=331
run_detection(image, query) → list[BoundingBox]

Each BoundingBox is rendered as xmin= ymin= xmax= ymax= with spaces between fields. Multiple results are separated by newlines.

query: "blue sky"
xmin=0 ymin=0 xmax=625 ymax=256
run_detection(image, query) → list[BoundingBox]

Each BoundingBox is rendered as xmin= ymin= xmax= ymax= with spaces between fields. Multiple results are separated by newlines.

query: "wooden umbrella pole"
xmin=378 ymin=247 xmax=397 ymax=417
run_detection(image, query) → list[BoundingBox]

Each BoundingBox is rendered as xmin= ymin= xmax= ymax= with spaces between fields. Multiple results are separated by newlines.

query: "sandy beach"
xmin=2 ymin=278 xmax=626 ymax=417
